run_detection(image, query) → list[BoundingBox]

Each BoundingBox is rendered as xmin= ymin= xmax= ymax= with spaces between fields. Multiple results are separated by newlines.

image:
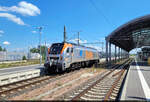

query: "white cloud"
xmin=0 ymin=13 xmax=25 ymax=25
xmin=0 ymin=30 xmax=4 ymax=34
xmin=32 ymin=31 xmax=37 ymax=33
xmin=69 ymin=39 xmax=103 ymax=51
xmin=3 ymin=41 xmax=10 ymax=45
xmin=41 ymin=43 xmax=52 ymax=47
xmin=0 ymin=30 xmax=4 ymax=37
xmin=80 ymin=39 xmax=87 ymax=44
xmin=68 ymin=38 xmax=105 ymax=52
xmin=100 ymin=37 xmax=105 ymax=41
xmin=86 ymin=45 xmax=102 ymax=52
xmin=47 ymin=43 xmax=52 ymax=47
xmin=68 ymin=39 xmax=87 ymax=44
xmin=130 ymin=48 xmax=141 ymax=54
xmin=0 ymin=1 xmax=40 ymax=16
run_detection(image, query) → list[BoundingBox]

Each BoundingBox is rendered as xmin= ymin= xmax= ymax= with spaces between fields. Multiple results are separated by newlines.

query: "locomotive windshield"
xmin=50 ymin=43 xmax=64 ymax=54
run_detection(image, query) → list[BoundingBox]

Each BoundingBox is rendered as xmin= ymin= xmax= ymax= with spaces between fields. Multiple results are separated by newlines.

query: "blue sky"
xmin=0 ymin=0 xmax=150 ymax=52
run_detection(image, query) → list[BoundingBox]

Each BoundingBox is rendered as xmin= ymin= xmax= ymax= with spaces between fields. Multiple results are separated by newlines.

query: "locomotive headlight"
xmin=48 ymin=48 xmax=50 ymax=54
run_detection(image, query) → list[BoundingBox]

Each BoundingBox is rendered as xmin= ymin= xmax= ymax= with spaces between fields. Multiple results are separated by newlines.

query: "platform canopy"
xmin=106 ymin=14 xmax=150 ymax=52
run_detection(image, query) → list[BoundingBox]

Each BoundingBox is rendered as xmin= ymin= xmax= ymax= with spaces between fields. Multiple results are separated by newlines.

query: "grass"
xmin=88 ymin=58 xmax=129 ymax=73
xmin=0 ymin=59 xmax=45 ymax=69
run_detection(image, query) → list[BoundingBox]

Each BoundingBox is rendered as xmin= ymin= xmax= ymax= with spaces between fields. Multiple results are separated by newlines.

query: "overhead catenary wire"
xmin=89 ymin=0 xmax=115 ymax=28
xmin=67 ymin=32 xmax=77 ymax=41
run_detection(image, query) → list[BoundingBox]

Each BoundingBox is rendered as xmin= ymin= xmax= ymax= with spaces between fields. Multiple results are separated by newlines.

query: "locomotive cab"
xmin=44 ymin=43 xmax=64 ymax=72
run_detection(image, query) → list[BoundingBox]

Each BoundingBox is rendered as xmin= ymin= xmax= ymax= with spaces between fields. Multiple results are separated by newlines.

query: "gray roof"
xmin=107 ymin=14 xmax=150 ymax=52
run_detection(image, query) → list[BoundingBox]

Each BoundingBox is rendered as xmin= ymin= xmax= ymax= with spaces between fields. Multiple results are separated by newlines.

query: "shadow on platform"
xmin=131 ymin=61 xmax=150 ymax=66
xmin=130 ymin=68 xmax=150 ymax=72
xmin=130 ymin=61 xmax=150 ymax=71
xmin=127 ymin=96 xmax=147 ymax=101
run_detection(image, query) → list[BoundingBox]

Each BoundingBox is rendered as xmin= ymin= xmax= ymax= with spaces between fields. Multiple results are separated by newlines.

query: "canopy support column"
xmin=109 ymin=42 xmax=111 ymax=65
xmin=121 ymin=49 xmax=122 ymax=60
xmin=106 ymin=38 xmax=109 ymax=65
xmin=115 ymin=45 xmax=117 ymax=63
xmin=118 ymin=47 xmax=120 ymax=61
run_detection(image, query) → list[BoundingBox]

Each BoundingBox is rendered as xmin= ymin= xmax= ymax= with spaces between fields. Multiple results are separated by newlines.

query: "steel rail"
xmin=71 ymin=59 xmax=131 ymax=101
xmin=0 ymin=68 xmax=85 ymax=99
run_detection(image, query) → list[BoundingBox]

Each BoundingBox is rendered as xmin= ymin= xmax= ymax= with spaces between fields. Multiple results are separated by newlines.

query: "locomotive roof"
xmin=65 ymin=42 xmax=98 ymax=51
xmin=53 ymin=42 xmax=97 ymax=51
xmin=51 ymin=42 xmax=98 ymax=51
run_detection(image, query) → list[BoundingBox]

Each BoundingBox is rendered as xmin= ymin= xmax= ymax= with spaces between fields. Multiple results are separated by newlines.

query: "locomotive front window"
xmin=50 ymin=43 xmax=64 ymax=54
xmin=66 ymin=48 xmax=70 ymax=53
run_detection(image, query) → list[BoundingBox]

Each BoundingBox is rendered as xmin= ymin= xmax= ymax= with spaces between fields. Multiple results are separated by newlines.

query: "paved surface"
xmin=121 ymin=59 xmax=150 ymax=101
xmin=0 ymin=64 xmax=44 ymax=75
xmin=0 ymin=57 xmax=119 ymax=75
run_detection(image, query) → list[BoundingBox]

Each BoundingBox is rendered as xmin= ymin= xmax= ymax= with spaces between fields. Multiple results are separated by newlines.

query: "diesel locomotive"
xmin=44 ymin=42 xmax=100 ymax=73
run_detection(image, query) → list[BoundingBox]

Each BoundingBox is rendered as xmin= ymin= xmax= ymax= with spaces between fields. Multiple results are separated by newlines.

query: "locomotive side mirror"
xmin=71 ymin=48 xmax=73 ymax=53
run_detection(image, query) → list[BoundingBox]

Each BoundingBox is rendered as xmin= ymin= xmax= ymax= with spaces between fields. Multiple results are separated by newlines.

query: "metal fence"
xmin=0 ymin=51 xmax=27 ymax=61
xmin=0 ymin=51 xmax=40 ymax=61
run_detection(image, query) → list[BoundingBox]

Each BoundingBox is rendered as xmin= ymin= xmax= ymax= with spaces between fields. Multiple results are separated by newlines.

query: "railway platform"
xmin=120 ymin=58 xmax=150 ymax=101
xmin=0 ymin=64 xmax=44 ymax=75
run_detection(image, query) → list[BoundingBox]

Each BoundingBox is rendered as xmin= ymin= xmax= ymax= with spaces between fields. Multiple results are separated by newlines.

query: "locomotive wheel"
xmin=94 ymin=61 xmax=98 ymax=68
xmin=77 ymin=63 xmax=81 ymax=70
xmin=75 ymin=63 xmax=78 ymax=69
xmin=81 ymin=62 xmax=85 ymax=68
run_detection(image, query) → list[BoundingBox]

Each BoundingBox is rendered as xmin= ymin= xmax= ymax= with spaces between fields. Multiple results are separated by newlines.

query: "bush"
xmin=22 ymin=56 xmax=27 ymax=60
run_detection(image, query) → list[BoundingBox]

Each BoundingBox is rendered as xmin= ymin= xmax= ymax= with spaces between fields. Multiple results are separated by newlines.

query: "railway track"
xmin=56 ymin=59 xmax=133 ymax=101
xmin=0 ymin=58 xmax=132 ymax=100
xmin=0 ymin=68 xmax=85 ymax=100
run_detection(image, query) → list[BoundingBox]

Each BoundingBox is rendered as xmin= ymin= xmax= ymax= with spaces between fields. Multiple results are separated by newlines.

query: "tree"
xmin=30 ymin=45 xmax=48 ymax=60
xmin=30 ymin=48 xmax=39 ymax=53
xmin=3 ymin=48 xmax=6 ymax=52
xmin=0 ymin=46 xmax=2 ymax=51
xmin=0 ymin=46 xmax=6 ymax=52
xmin=41 ymin=46 xmax=47 ymax=60
xmin=22 ymin=56 xmax=27 ymax=60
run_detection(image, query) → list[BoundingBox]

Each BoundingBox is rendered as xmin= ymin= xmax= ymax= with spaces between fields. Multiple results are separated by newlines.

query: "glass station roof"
xmin=107 ymin=15 xmax=150 ymax=52
xmin=132 ymin=28 xmax=150 ymax=48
